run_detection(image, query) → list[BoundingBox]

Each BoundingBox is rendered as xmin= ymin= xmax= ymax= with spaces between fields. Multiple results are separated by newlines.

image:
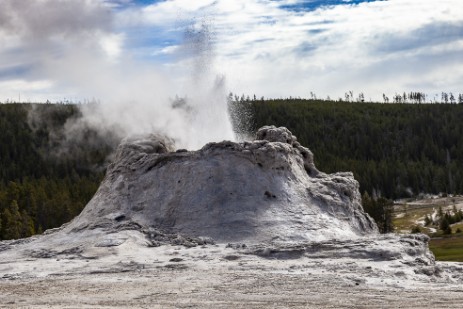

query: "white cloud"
xmin=192 ymin=0 xmax=463 ymax=100
xmin=1 ymin=0 xmax=463 ymax=146
xmin=0 ymin=0 xmax=117 ymax=99
xmin=151 ymin=45 xmax=180 ymax=56
xmin=0 ymin=79 xmax=56 ymax=102
xmin=2 ymin=0 xmax=463 ymax=101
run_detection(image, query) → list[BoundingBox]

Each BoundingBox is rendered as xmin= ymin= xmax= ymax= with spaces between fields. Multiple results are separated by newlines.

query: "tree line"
xmin=231 ymin=91 xmax=463 ymax=104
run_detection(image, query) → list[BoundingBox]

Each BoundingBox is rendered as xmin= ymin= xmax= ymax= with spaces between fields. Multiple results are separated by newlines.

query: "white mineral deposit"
xmin=1 ymin=127 xmax=462 ymax=308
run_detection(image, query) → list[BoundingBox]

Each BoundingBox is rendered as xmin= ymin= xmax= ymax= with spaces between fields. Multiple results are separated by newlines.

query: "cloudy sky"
xmin=0 ymin=0 xmax=462 ymax=103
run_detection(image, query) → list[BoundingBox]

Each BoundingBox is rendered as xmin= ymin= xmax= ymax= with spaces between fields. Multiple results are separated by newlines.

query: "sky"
xmin=0 ymin=0 xmax=462 ymax=103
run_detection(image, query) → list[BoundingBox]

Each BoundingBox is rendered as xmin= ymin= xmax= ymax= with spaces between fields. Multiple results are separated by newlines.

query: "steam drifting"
xmin=0 ymin=0 xmax=235 ymax=149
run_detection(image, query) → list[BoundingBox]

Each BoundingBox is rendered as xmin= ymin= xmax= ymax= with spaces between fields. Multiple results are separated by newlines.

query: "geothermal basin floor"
xmin=1 ymin=237 xmax=463 ymax=308
xmin=1 ymin=268 xmax=463 ymax=308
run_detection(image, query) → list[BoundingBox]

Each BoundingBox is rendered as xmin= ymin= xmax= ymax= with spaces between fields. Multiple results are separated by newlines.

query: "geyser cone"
xmin=68 ymin=126 xmax=378 ymax=243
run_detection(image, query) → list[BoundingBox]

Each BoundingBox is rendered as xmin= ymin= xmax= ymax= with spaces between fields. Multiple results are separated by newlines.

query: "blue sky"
xmin=0 ymin=0 xmax=462 ymax=102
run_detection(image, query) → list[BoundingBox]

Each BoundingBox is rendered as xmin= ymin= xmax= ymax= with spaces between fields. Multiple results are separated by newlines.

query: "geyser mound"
xmin=2 ymin=126 xmax=460 ymax=291
xmin=68 ymin=126 xmax=378 ymax=243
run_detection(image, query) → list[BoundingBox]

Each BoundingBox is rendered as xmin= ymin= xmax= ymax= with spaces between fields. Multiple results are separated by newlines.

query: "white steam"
xmin=0 ymin=0 xmax=235 ymax=150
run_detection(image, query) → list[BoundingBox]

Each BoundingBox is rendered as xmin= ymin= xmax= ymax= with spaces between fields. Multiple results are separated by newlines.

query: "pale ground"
xmin=396 ymin=195 xmax=463 ymax=211
xmin=2 ymin=267 xmax=463 ymax=308
xmin=393 ymin=195 xmax=463 ymax=233
xmin=1 ymin=230 xmax=463 ymax=308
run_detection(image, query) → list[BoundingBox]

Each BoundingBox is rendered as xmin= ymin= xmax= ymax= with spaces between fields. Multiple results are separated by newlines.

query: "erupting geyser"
xmin=66 ymin=126 xmax=378 ymax=244
xmin=1 ymin=126 xmax=456 ymax=293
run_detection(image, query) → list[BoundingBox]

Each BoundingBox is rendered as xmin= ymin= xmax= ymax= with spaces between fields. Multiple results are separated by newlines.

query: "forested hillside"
xmin=230 ymin=98 xmax=463 ymax=199
xmin=0 ymin=104 xmax=114 ymax=240
xmin=2 ymin=99 xmax=463 ymax=239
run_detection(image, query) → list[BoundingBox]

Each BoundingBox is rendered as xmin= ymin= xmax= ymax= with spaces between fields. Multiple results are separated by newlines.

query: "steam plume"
xmin=1 ymin=0 xmax=235 ymax=150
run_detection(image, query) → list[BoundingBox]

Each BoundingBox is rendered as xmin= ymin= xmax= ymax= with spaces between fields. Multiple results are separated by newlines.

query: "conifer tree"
xmin=2 ymin=200 xmax=22 ymax=240
xmin=440 ymin=218 xmax=452 ymax=235
xmin=20 ymin=210 xmax=35 ymax=238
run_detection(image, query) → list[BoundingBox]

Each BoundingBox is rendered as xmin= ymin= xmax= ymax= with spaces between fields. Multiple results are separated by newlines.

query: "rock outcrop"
xmin=67 ymin=126 xmax=378 ymax=243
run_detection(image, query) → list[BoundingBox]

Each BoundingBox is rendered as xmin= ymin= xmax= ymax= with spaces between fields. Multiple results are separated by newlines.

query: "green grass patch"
xmin=429 ymin=235 xmax=463 ymax=262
